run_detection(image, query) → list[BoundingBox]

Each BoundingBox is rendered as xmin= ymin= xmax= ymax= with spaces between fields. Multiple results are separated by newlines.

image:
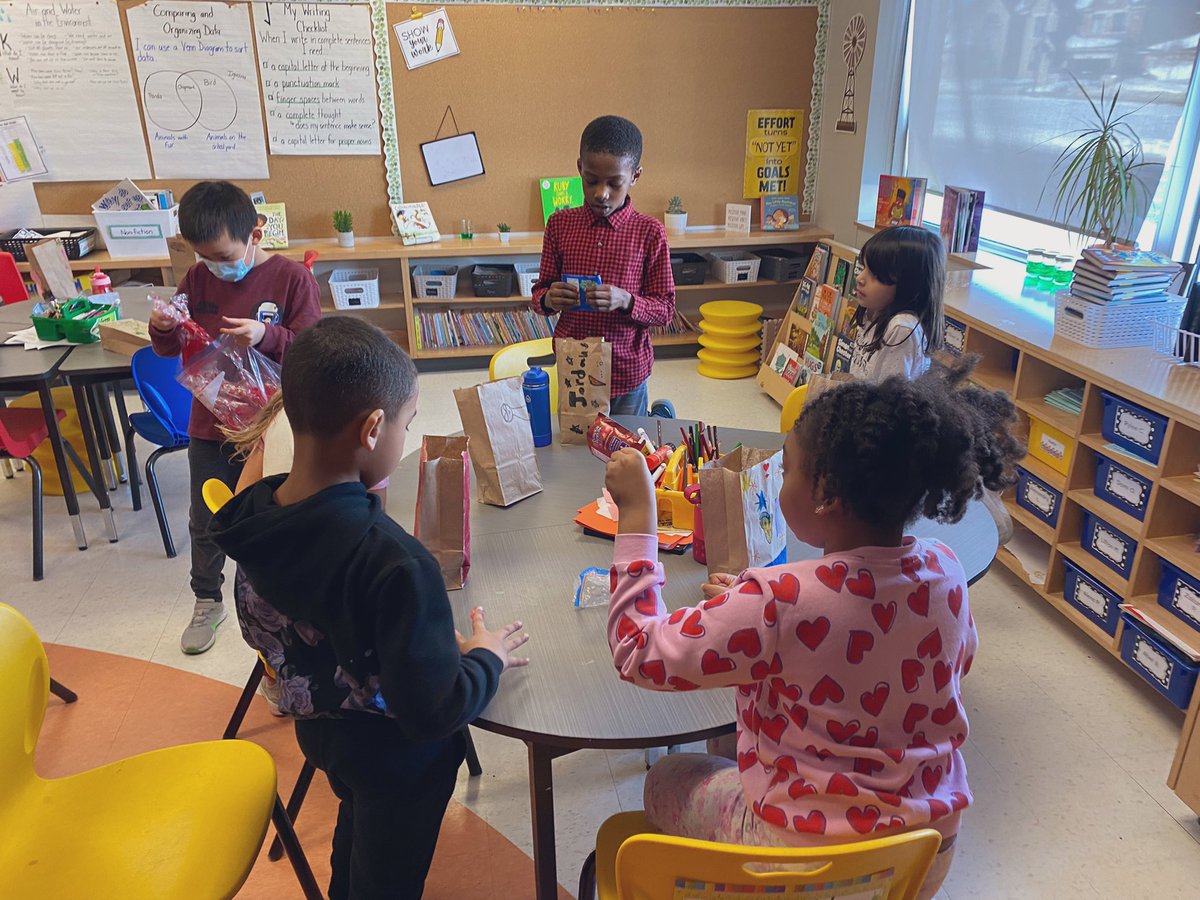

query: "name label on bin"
xmin=1074 ymin=579 xmax=1110 ymax=619
xmin=1114 ymin=408 xmax=1155 ymax=449
xmin=108 ymin=224 xmax=163 ymax=240
xmin=1105 ymin=468 xmax=1146 ymax=508
xmin=1093 ymin=523 xmax=1129 ymax=568
xmin=1173 ymin=581 xmax=1200 ymax=627
xmin=1039 ymin=433 xmax=1065 ymax=461
xmin=1133 ymin=636 xmax=1172 ymax=688
xmin=1023 ymin=481 xmax=1057 ymax=517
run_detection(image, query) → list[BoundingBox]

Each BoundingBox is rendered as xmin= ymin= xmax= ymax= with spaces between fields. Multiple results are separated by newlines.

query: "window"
xmin=899 ymin=0 xmax=1200 ymax=253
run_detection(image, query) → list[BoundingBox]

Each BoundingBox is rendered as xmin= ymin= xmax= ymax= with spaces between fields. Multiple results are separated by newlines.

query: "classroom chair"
xmin=0 ymin=251 xmax=26 ymax=306
xmin=780 ymin=383 xmax=809 ymax=432
xmin=0 ymin=603 xmax=278 ymax=899
xmin=578 ymin=810 xmax=941 ymax=900
xmin=125 ymin=347 xmax=192 ymax=558
xmin=490 ymin=337 xmax=558 ymax=409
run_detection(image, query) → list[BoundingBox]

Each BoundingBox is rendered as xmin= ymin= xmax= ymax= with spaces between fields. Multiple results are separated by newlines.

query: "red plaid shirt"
xmin=531 ymin=199 xmax=675 ymax=396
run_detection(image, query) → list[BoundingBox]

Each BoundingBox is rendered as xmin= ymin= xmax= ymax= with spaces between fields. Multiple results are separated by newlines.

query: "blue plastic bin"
xmin=1094 ymin=454 xmax=1152 ymax=521
xmin=943 ymin=316 xmax=966 ymax=356
xmin=1119 ymin=613 xmax=1199 ymax=709
xmin=1157 ymin=559 xmax=1200 ymax=633
xmin=1063 ymin=558 xmax=1122 ymax=635
xmin=1082 ymin=510 xmax=1137 ymax=580
xmin=1100 ymin=391 xmax=1167 ymax=464
xmin=1015 ymin=465 xmax=1062 ymax=528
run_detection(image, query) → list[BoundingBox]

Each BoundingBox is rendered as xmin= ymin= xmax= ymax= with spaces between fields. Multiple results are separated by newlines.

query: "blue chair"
xmin=124 ymin=348 xmax=191 ymax=558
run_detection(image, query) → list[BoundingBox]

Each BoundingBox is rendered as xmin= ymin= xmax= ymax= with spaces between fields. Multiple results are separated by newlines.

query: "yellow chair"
xmin=489 ymin=337 xmax=558 ymax=410
xmin=202 ymin=477 xmax=234 ymax=516
xmin=589 ymin=811 xmax=941 ymax=900
xmin=780 ymin=383 xmax=809 ymax=432
xmin=0 ymin=602 xmax=277 ymax=899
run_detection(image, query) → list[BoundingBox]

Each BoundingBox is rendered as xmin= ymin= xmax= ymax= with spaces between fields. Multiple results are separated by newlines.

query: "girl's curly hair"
xmin=794 ymin=356 xmax=1024 ymax=527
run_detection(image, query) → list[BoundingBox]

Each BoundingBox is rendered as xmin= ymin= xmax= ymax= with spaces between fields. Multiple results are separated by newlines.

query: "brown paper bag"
xmin=453 ymin=377 xmax=543 ymax=507
xmin=556 ymin=337 xmax=612 ymax=443
xmin=698 ymin=446 xmax=787 ymax=576
xmin=805 ymin=371 xmax=855 ymax=407
xmin=414 ymin=436 xmax=471 ymax=590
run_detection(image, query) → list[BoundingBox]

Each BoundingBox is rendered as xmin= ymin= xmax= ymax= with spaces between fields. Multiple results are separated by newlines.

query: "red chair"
xmin=0 ymin=251 xmax=28 ymax=306
xmin=0 ymin=408 xmax=79 ymax=580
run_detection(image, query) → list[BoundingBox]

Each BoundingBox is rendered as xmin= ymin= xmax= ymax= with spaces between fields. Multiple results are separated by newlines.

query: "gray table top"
xmin=386 ymin=417 xmax=998 ymax=747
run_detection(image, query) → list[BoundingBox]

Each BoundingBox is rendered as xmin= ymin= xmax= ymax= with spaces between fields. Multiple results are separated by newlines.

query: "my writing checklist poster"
xmin=0 ymin=1 xmax=150 ymax=180
xmin=252 ymin=2 xmax=380 ymax=155
xmin=127 ymin=1 xmax=268 ymax=178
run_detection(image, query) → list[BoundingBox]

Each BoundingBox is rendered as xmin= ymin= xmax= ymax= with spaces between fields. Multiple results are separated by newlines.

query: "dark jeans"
xmin=295 ymin=715 xmax=465 ymax=900
xmin=188 ymin=438 xmax=243 ymax=602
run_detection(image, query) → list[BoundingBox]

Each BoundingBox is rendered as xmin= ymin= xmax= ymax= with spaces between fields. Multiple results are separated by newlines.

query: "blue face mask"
xmin=203 ymin=242 xmax=254 ymax=282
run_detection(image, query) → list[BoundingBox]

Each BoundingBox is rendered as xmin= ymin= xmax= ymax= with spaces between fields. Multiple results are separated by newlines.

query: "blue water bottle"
xmin=523 ymin=364 xmax=552 ymax=447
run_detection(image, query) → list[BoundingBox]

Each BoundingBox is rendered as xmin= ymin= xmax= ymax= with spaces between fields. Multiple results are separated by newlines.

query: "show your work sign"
xmin=744 ymin=109 xmax=804 ymax=198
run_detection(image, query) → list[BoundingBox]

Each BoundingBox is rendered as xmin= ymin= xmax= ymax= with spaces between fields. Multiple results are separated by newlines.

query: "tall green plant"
xmin=1044 ymin=75 xmax=1151 ymax=247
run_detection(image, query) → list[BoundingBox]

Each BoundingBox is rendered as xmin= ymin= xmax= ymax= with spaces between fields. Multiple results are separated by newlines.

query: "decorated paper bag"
xmin=453 ymin=377 xmax=543 ymax=507
xmin=557 ymin=337 xmax=612 ymax=443
xmin=698 ymin=446 xmax=787 ymax=576
xmin=414 ymin=436 xmax=471 ymax=590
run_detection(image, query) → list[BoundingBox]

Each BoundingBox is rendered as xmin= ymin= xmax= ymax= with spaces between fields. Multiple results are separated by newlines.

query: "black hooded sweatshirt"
xmin=210 ymin=475 xmax=501 ymax=740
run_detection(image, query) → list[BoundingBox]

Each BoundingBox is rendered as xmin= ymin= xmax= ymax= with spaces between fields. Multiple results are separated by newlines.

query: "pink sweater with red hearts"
xmin=609 ymin=534 xmax=978 ymax=842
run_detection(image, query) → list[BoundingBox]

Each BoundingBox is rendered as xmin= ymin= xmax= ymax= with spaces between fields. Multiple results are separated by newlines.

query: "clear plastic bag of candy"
xmin=151 ymin=293 xmax=211 ymax=362
xmin=574 ymin=566 xmax=610 ymax=609
xmin=177 ymin=334 xmax=281 ymax=431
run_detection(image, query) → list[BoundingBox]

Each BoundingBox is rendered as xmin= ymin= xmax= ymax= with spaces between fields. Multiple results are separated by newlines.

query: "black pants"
xmin=187 ymin=438 xmax=243 ymax=602
xmin=294 ymin=715 xmax=465 ymax=900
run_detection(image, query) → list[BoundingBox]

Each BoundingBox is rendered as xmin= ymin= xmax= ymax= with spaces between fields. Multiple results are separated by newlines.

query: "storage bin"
xmin=1015 ymin=465 xmax=1062 ymax=527
xmin=471 ymin=264 xmax=515 ymax=297
xmin=756 ymin=247 xmax=812 ymax=282
xmin=1157 ymin=559 xmax=1200 ymax=632
xmin=670 ymin=252 xmax=708 ymax=286
xmin=1054 ymin=292 xmax=1186 ymax=349
xmin=943 ymin=316 xmax=966 ymax=356
xmin=1062 ymin=558 xmax=1122 ymax=635
xmin=1094 ymin=454 xmax=1152 ymax=521
xmin=412 ymin=265 xmax=459 ymax=300
xmin=1119 ymin=613 xmax=1199 ymax=709
xmin=1100 ymin=390 xmax=1167 ymax=464
xmin=31 ymin=298 xmax=118 ymax=344
xmin=708 ymin=251 xmax=761 ymax=284
xmin=515 ymin=262 xmax=540 ymax=297
xmin=1081 ymin=510 xmax=1137 ymax=580
xmin=1 ymin=227 xmax=96 ymax=261
xmin=92 ymin=206 xmax=180 ymax=259
xmin=329 ymin=268 xmax=380 ymax=309
xmin=1027 ymin=416 xmax=1075 ymax=476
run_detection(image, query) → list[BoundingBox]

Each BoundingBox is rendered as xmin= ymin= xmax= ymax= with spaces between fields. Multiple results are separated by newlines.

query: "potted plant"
xmin=665 ymin=196 xmax=687 ymax=233
xmin=333 ymin=209 xmax=354 ymax=248
xmin=498 ymin=222 xmax=512 ymax=245
xmin=1044 ymin=76 xmax=1150 ymax=249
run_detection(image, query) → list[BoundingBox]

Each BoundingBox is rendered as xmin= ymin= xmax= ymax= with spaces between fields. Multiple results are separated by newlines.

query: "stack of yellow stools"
xmin=696 ymin=300 xmax=762 ymax=379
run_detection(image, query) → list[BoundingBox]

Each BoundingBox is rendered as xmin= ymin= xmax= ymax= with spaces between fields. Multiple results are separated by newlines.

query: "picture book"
xmin=939 ymin=185 xmax=985 ymax=253
xmin=805 ymin=310 xmax=832 ymax=361
xmin=770 ymin=343 xmax=804 ymax=385
xmin=391 ymin=202 xmax=440 ymax=245
xmin=1075 ymin=257 xmax=1175 ymax=286
xmin=831 ymin=336 xmax=854 ymax=372
xmin=835 ymin=299 xmax=859 ymax=342
xmin=802 ymin=348 xmax=825 ymax=378
xmin=1082 ymin=246 xmax=1179 ymax=272
xmin=804 ymin=243 xmax=830 ymax=283
xmin=783 ymin=312 xmax=809 ymax=355
xmin=875 ymin=175 xmax=927 ymax=228
xmin=832 ymin=257 xmax=850 ymax=294
xmin=813 ymin=283 xmax=839 ymax=319
xmin=254 ymin=203 xmax=288 ymax=249
xmin=539 ymin=177 xmax=584 ymax=224
xmin=848 ymin=255 xmax=865 ymax=298
xmin=793 ymin=277 xmax=816 ymax=318
xmin=760 ymin=194 xmax=800 ymax=231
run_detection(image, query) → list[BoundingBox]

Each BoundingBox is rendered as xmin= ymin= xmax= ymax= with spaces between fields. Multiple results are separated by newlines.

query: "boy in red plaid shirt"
xmin=532 ymin=116 xmax=676 ymax=416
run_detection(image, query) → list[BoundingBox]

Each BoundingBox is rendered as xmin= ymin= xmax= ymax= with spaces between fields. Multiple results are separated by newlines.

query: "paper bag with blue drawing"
xmin=453 ymin=377 xmax=543 ymax=507
xmin=556 ymin=337 xmax=612 ymax=444
xmin=697 ymin=446 xmax=787 ymax=577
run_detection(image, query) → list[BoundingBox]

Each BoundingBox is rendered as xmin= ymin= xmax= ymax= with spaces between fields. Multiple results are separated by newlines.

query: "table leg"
xmin=528 ymin=742 xmax=574 ymax=900
xmin=97 ymin=382 xmax=127 ymax=485
xmin=113 ymin=386 xmax=141 ymax=510
xmin=71 ymin=383 xmax=118 ymax=543
xmin=36 ymin=381 xmax=87 ymax=550
xmin=87 ymin=384 xmax=117 ymax=491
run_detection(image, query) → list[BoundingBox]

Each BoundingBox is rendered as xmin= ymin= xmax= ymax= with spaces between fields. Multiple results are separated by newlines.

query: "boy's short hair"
xmin=580 ymin=116 xmax=643 ymax=167
xmin=179 ymin=181 xmax=258 ymax=245
xmin=282 ymin=318 xmax=418 ymax=436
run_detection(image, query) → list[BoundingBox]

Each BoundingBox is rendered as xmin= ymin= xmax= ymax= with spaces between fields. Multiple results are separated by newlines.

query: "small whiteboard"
xmin=421 ymin=132 xmax=486 ymax=186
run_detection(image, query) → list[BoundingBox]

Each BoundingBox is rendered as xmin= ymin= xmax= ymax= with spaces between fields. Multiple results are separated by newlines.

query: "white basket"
xmin=329 ymin=268 xmax=381 ymax=310
xmin=708 ymin=250 xmax=761 ymax=284
xmin=1152 ymin=321 xmax=1200 ymax=365
xmin=1054 ymin=292 xmax=1185 ymax=349
xmin=412 ymin=265 xmax=459 ymax=300
xmin=515 ymin=262 xmax=540 ymax=297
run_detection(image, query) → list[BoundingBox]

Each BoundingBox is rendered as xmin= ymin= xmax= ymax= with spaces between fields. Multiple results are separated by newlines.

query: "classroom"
xmin=2 ymin=1 xmax=1200 ymax=898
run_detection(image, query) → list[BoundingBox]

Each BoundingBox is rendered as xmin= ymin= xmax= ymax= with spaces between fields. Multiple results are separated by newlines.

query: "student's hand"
xmin=606 ymin=448 xmax=656 ymax=534
xmin=702 ymin=572 xmax=738 ymax=600
xmin=456 ymin=607 xmax=530 ymax=671
xmin=545 ymin=282 xmax=582 ymax=311
xmin=220 ymin=317 xmax=267 ymax=347
xmin=148 ymin=306 xmax=177 ymax=332
xmin=588 ymin=284 xmax=633 ymax=312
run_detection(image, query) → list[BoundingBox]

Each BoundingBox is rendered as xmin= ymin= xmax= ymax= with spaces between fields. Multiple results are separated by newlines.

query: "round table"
xmin=388 ymin=416 xmax=998 ymax=899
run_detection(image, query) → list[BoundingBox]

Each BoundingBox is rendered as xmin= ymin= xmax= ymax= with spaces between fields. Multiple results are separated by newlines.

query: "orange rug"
xmin=36 ymin=644 xmax=571 ymax=899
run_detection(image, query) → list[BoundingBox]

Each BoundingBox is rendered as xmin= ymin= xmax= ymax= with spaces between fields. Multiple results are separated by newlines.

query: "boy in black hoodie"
xmin=210 ymin=318 xmax=529 ymax=900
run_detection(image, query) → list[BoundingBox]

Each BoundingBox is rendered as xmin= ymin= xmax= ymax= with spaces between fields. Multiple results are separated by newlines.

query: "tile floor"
xmin=4 ymin=357 xmax=1200 ymax=898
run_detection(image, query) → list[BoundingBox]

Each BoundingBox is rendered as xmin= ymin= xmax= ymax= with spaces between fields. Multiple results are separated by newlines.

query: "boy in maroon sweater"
xmin=150 ymin=181 xmax=321 ymax=654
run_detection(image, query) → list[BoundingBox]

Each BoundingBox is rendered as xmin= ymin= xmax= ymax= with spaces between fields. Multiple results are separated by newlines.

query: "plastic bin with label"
xmin=1063 ymin=558 xmax=1122 ymax=635
xmin=1158 ymin=559 xmax=1200 ymax=633
xmin=1015 ymin=465 xmax=1062 ymax=527
xmin=1100 ymin=390 xmax=1167 ymax=464
xmin=1094 ymin=454 xmax=1152 ymax=521
xmin=1082 ymin=509 xmax=1137 ymax=579
xmin=92 ymin=206 xmax=180 ymax=259
xmin=1119 ymin=613 xmax=1199 ymax=709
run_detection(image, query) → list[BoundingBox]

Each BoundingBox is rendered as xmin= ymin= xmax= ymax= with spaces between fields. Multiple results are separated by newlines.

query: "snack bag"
xmin=177 ymin=334 xmax=281 ymax=431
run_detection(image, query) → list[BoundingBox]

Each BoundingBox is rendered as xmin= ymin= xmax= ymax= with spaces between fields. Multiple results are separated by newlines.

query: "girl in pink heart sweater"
xmin=605 ymin=359 xmax=1022 ymax=898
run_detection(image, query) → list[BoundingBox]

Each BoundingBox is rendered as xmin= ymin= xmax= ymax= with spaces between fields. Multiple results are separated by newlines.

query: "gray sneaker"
xmin=181 ymin=599 xmax=228 ymax=654
xmin=982 ymin=488 xmax=1014 ymax=546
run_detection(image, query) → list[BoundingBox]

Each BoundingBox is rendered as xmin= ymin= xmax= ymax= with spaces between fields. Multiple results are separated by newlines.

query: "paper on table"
xmin=5 ymin=326 xmax=70 ymax=350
